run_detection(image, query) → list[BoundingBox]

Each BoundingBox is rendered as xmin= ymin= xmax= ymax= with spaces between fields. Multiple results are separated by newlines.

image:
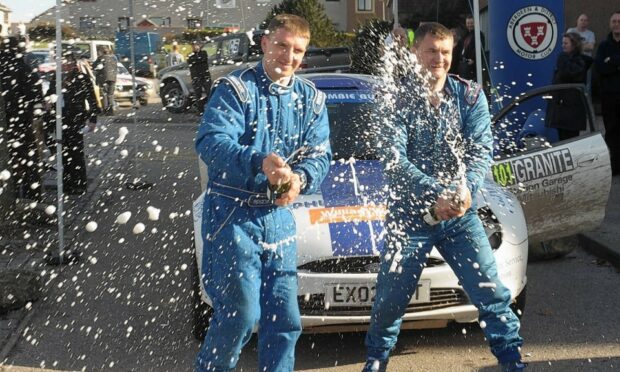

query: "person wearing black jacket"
xmin=454 ymin=15 xmax=485 ymax=80
xmin=93 ymin=46 xmax=118 ymax=115
xmin=545 ymin=32 xmax=593 ymax=141
xmin=0 ymin=36 xmax=45 ymax=200
xmin=595 ymin=11 xmax=620 ymax=175
xmin=45 ymin=52 xmax=99 ymax=194
xmin=187 ymin=41 xmax=211 ymax=115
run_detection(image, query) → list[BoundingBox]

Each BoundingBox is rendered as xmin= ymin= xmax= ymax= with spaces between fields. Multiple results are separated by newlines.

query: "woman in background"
xmin=545 ymin=32 xmax=593 ymax=141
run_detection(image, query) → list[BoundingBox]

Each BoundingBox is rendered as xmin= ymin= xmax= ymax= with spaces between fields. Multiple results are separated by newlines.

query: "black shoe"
xmin=501 ymin=361 xmax=527 ymax=372
xmin=362 ymin=358 xmax=389 ymax=372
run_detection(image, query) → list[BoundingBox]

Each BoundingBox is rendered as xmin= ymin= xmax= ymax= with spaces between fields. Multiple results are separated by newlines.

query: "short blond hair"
xmin=267 ymin=14 xmax=311 ymax=40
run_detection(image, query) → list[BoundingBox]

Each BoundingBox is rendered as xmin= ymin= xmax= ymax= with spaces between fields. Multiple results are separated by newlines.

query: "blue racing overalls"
xmin=195 ymin=62 xmax=331 ymax=372
xmin=365 ymin=75 xmax=524 ymax=364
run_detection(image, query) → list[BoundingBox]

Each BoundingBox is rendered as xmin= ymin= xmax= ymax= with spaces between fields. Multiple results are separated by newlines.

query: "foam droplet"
xmin=0 ymin=170 xmax=11 ymax=181
xmin=146 ymin=206 xmax=160 ymax=221
xmin=115 ymin=127 xmax=129 ymax=145
xmin=85 ymin=221 xmax=98 ymax=232
xmin=116 ymin=211 xmax=132 ymax=224
xmin=133 ymin=223 xmax=145 ymax=234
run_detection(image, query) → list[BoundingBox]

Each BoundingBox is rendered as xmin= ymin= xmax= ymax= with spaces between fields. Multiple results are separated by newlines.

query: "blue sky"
xmin=3 ymin=0 xmax=55 ymax=22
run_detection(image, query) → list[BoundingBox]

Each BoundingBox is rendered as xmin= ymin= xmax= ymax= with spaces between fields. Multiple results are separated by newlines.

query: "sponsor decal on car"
xmin=492 ymin=148 xmax=575 ymax=203
xmin=308 ymin=205 xmax=387 ymax=225
xmin=325 ymin=92 xmax=374 ymax=103
xmin=492 ymin=148 xmax=574 ymax=186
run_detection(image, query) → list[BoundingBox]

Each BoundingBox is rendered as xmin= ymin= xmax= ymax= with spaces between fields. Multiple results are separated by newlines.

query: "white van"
xmin=48 ymin=39 xmax=114 ymax=62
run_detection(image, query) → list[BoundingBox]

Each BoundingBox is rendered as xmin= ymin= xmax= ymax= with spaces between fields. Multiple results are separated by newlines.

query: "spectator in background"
xmin=449 ymin=27 xmax=462 ymax=75
xmin=595 ymin=11 xmax=620 ymax=176
xmin=166 ymin=43 xmax=184 ymax=67
xmin=545 ymin=33 xmax=593 ymax=141
xmin=567 ymin=14 xmax=596 ymax=56
xmin=93 ymin=46 xmax=117 ymax=115
xmin=0 ymin=36 xmax=45 ymax=201
xmin=454 ymin=15 xmax=485 ymax=80
xmin=567 ymin=14 xmax=596 ymax=95
xmin=187 ymin=41 xmax=212 ymax=115
xmin=45 ymin=52 xmax=99 ymax=195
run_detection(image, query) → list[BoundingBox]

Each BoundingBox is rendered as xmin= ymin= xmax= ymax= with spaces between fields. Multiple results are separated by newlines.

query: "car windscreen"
xmin=326 ymin=102 xmax=378 ymax=161
xmin=25 ymin=52 xmax=50 ymax=67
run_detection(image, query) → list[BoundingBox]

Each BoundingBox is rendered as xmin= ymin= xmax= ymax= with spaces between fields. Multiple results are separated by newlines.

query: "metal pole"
xmin=239 ymin=0 xmax=246 ymax=30
xmin=53 ymin=0 xmax=65 ymax=264
xmin=392 ymin=0 xmax=399 ymax=28
xmin=473 ymin=0 xmax=483 ymax=86
xmin=125 ymin=0 xmax=151 ymax=190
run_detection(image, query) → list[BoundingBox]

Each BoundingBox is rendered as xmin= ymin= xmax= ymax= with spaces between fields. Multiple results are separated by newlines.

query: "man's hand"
xmin=262 ymin=153 xmax=291 ymax=186
xmin=433 ymin=185 xmax=472 ymax=221
xmin=274 ymin=172 xmax=301 ymax=207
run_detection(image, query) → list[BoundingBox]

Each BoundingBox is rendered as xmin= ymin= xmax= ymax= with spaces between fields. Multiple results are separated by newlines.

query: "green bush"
xmin=262 ymin=0 xmax=343 ymax=48
xmin=350 ymin=19 xmax=393 ymax=75
xmin=27 ymin=23 xmax=78 ymax=41
xmin=178 ymin=28 xmax=229 ymax=43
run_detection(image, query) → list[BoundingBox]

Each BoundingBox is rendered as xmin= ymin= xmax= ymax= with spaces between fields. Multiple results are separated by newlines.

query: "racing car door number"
xmin=325 ymin=280 xmax=431 ymax=307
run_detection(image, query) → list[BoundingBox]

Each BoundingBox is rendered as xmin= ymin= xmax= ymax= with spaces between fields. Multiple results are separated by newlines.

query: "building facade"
xmin=30 ymin=0 xmax=393 ymax=38
xmin=0 ymin=2 xmax=11 ymax=36
xmin=31 ymin=0 xmax=279 ymax=38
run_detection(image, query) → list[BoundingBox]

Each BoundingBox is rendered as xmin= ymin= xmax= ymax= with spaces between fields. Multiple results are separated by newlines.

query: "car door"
xmin=490 ymin=84 xmax=612 ymax=244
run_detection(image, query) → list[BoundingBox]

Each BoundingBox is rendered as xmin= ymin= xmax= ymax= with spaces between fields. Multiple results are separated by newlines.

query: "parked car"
xmin=114 ymin=62 xmax=155 ymax=106
xmin=189 ymin=74 xmax=611 ymax=339
xmin=48 ymin=39 xmax=115 ymax=63
xmin=159 ymin=30 xmax=350 ymax=113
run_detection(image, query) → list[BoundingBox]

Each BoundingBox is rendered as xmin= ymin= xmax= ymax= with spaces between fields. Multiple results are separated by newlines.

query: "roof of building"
xmin=0 ymin=2 xmax=12 ymax=13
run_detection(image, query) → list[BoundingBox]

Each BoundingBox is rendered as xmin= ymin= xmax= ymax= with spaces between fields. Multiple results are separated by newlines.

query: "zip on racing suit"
xmin=365 ymin=75 xmax=524 ymax=365
xmin=195 ymin=62 xmax=331 ymax=372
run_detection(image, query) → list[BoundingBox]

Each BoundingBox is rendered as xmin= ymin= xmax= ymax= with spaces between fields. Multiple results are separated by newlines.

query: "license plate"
xmin=324 ymin=280 xmax=431 ymax=307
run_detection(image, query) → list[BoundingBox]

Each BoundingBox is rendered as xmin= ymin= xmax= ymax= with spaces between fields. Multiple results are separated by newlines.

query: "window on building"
xmin=79 ymin=16 xmax=100 ymax=30
xmin=187 ymin=18 xmax=201 ymax=29
xmin=150 ymin=17 xmax=171 ymax=27
xmin=357 ymin=0 xmax=372 ymax=12
xmin=118 ymin=17 xmax=130 ymax=31
xmin=216 ymin=0 xmax=236 ymax=8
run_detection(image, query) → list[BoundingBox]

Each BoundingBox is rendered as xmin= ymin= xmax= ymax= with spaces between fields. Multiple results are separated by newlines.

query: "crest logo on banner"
xmin=507 ymin=6 xmax=557 ymax=60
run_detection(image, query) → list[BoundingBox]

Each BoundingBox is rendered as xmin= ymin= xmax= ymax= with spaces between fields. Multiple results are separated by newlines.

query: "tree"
xmin=27 ymin=23 xmax=78 ymax=41
xmin=262 ymin=0 xmax=339 ymax=47
xmin=350 ymin=19 xmax=393 ymax=76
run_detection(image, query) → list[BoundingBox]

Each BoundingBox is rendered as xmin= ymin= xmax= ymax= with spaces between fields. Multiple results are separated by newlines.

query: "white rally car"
xmin=190 ymin=75 xmax=611 ymax=339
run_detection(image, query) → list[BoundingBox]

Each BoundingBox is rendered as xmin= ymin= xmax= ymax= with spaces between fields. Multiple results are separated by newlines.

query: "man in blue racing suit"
xmin=194 ymin=15 xmax=331 ymax=372
xmin=363 ymin=23 xmax=526 ymax=372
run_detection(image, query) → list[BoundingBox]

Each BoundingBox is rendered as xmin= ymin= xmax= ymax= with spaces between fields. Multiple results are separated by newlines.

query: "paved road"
xmin=2 ymin=119 xmax=619 ymax=371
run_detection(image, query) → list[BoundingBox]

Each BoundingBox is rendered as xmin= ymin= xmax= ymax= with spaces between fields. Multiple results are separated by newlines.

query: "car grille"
xmin=298 ymin=256 xmax=445 ymax=274
xmin=298 ymin=288 xmax=469 ymax=316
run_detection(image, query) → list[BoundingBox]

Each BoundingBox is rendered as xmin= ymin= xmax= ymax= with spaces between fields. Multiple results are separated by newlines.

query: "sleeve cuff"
xmin=251 ymin=151 xmax=267 ymax=176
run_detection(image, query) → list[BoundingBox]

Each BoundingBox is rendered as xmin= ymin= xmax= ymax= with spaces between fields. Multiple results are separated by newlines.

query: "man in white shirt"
xmin=567 ymin=14 xmax=596 ymax=56
xmin=567 ymin=14 xmax=596 ymax=95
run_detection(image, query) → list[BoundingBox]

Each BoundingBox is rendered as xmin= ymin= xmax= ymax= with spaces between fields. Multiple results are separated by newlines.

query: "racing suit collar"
xmin=256 ymin=61 xmax=295 ymax=96
xmin=443 ymin=77 xmax=456 ymax=98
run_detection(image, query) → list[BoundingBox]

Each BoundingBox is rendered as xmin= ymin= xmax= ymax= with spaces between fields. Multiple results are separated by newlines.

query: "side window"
xmin=248 ymin=33 xmax=263 ymax=60
xmin=220 ymin=38 xmax=241 ymax=60
xmin=202 ymin=41 xmax=218 ymax=58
